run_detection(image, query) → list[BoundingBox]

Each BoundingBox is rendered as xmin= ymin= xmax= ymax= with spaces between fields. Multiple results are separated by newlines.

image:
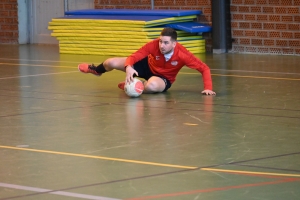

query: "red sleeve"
xmin=125 ymin=39 xmax=157 ymax=66
xmin=180 ymin=46 xmax=213 ymax=90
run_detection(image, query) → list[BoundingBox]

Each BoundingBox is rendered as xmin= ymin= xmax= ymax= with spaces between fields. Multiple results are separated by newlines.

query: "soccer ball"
xmin=124 ymin=78 xmax=144 ymax=97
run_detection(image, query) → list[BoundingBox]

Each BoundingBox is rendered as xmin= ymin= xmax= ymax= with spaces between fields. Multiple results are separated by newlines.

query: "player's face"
xmin=159 ymin=36 xmax=176 ymax=54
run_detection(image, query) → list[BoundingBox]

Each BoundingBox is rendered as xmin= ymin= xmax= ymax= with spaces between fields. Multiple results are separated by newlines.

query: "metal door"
xmin=29 ymin=0 xmax=94 ymax=44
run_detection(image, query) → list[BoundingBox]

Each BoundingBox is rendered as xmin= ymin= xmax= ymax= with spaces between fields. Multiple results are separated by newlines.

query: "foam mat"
xmin=48 ymin=9 xmax=210 ymax=56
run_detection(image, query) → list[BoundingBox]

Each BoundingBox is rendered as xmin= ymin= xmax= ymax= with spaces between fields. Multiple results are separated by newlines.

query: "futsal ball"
xmin=124 ymin=78 xmax=144 ymax=97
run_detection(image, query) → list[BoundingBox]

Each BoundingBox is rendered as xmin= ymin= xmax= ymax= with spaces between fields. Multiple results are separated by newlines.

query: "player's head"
xmin=159 ymin=28 xmax=177 ymax=54
xmin=161 ymin=27 xmax=177 ymax=41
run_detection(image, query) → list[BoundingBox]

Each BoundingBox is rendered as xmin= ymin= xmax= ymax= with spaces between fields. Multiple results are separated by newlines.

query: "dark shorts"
xmin=133 ymin=57 xmax=172 ymax=92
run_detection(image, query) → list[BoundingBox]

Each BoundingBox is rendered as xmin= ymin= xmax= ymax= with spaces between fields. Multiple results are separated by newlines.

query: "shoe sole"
xmin=78 ymin=64 xmax=101 ymax=76
xmin=118 ymin=82 xmax=125 ymax=90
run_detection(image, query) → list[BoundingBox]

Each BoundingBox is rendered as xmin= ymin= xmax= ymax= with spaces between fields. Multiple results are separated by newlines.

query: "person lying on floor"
xmin=78 ymin=27 xmax=216 ymax=95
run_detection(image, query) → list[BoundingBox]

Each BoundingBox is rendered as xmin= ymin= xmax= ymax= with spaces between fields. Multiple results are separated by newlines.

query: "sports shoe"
xmin=118 ymin=81 xmax=125 ymax=90
xmin=78 ymin=63 xmax=101 ymax=76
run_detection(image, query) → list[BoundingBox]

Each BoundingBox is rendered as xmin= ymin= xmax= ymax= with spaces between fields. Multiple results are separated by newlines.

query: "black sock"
xmin=95 ymin=63 xmax=107 ymax=74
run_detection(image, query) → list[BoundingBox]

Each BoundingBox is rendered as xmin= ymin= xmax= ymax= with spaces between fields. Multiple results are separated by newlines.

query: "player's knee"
xmin=104 ymin=58 xmax=118 ymax=70
xmin=145 ymin=81 xmax=164 ymax=93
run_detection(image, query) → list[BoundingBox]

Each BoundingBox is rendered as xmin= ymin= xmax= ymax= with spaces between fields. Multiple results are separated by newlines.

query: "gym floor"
xmin=0 ymin=44 xmax=299 ymax=200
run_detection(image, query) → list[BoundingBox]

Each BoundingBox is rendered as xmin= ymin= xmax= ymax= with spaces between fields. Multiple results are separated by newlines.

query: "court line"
xmin=2 ymin=62 xmax=300 ymax=81
xmin=177 ymin=100 xmax=300 ymax=112
xmin=1 ymin=146 xmax=300 ymax=199
xmin=1 ymin=88 xmax=300 ymax=113
xmin=0 ymin=57 xmax=81 ymax=63
xmin=234 ymin=164 xmax=300 ymax=173
xmin=0 ymin=145 xmax=197 ymax=169
xmin=1 ymin=145 xmax=300 ymax=178
xmin=124 ymin=178 xmax=299 ymax=200
xmin=0 ymin=62 xmax=76 ymax=68
xmin=2 ymin=58 xmax=300 ymax=76
xmin=227 ymin=151 xmax=300 ymax=165
xmin=0 ymin=93 xmax=299 ymax=120
xmin=0 ymin=168 xmax=198 ymax=200
xmin=180 ymin=72 xmax=300 ymax=81
xmin=211 ymin=73 xmax=300 ymax=81
xmin=201 ymin=168 xmax=300 ymax=178
xmin=0 ymin=103 xmax=109 ymax=118
xmin=0 ymin=182 xmax=119 ymax=200
xmin=210 ymin=68 xmax=300 ymax=75
xmin=0 ymin=71 xmax=78 ymax=80
xmin=1 ymin=95 xmax=299 ymax=120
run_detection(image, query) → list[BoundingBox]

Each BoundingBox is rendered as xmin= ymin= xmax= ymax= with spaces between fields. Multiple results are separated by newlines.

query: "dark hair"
xmin=160 ymin=27 xmax=177 ymax=41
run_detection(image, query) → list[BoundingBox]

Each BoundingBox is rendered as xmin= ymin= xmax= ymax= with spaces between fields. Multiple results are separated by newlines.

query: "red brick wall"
xmin=231 ymin=0 xmax=300 ymax=55
xmin=1 ymin=0 xmax=299 ymax=56
xmin=0 ymin=0 xmax=18 ymax=44
xmin=94 ymin=0 xmax=213 ymax=51
xmin=95 ymin=0 xmax=300 ymax=55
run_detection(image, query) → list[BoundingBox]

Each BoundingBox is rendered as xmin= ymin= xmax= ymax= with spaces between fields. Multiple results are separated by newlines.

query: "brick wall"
xmin=94 ymin=0 xmax=211 ymax=21
xmin=231 ymin=0 xmax=300 ymax=55
xmin=1 ymin=0 xmax=299 ymax=56
xmin=94 ymin=0 xmax=213 ymax=51
xmin=95 ymin=0 xmax=300 ymax=56
xmin=0 ymin=0 xmax=18 ymax=44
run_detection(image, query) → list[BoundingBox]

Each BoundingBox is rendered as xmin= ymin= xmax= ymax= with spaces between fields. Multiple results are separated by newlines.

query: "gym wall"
xmin=1 ymin=0 xmax=299 ymax=56
xmin=94 ymin=0 xmax=300 ymax=56
xmin=0 ymin=0 xmax=18 ymax=44
xmin=230 ymin=0 xmax=300 ymax=55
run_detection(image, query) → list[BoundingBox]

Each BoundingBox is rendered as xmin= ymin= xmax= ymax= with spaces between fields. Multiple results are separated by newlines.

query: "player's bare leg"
xmin=143 ymin=76 xmax=166 ymax=93
xmin=102 ymin=57 xmax=127 ymax=72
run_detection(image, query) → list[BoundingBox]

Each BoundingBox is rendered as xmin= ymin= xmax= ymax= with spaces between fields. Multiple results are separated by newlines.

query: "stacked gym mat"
xmin=48 ymin=9 xmax=212 ymax=56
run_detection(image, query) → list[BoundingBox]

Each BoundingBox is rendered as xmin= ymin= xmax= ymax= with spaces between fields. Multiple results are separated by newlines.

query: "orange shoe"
xmin=118 ymin=81 xmax=125 ymax=90
xmin=78 ymin=63 xmax=101 ymax=76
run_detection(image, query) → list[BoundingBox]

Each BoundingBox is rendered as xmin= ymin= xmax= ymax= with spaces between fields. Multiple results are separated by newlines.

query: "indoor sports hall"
xmin=1 ymin=0 xmax=300 ymax=200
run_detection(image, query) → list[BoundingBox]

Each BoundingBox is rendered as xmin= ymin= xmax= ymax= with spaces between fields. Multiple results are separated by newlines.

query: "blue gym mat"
xmin=164 ymin=22 xmax=212 ymax=33
xmin=65 ymin=9 xmax=201 ymax=17
xmin=56 ymin=15 xmax=181 ymax=21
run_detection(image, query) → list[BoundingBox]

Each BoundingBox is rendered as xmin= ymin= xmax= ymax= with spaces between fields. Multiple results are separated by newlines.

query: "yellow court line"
xmin=202 ymin=168 xmax=300 ymax=178
xmin=0 ymin=62 xmax=75 ymax=69
xmin=0 ymin=145 xmax=197 ymax=170
xmin=2 ymin=145 xmax=300 ymax=178
xmin=179 ymin=72 xmax=300 ymax=81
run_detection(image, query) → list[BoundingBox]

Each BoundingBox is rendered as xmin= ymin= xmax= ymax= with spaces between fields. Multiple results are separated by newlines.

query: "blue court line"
xmin=0 ymin=182 xmax=119 ymax=200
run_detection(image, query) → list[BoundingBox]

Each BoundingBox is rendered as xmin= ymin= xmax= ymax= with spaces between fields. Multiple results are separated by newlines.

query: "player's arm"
xmin=183 ymin=51 xmax=216 ymax=95
xmin=124 ymin=40 xmax=157 ymax=83
xmin=125 ymin=65 xmax=138 ymax=84
xmin=199 ymin=66 xmax=216 ymax=95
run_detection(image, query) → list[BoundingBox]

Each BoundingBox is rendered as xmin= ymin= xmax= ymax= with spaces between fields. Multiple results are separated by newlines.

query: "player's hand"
xmin=201 ymin=89 xmax=216 ymax=95
xmin=125 ymin=66 xmax=138 ymax=84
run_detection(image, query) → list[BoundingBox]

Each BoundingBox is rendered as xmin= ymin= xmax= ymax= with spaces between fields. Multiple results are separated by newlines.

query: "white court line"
xmin=0 ymin=62 xmax=75 ymax=69
xmin=0 ymin=57 xmax=82 ymax=64
xmin=0 ymin=182 xmax=119 ymax=200
xmin=1 ymin=58 xmax=300 ymax=77
xmin=1 ymin=58 xmax=300 ymax=76
xmin=0 ymin=71 xmax=78 ymax=80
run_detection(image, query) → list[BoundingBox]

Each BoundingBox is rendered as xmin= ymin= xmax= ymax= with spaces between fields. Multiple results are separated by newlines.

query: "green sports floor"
xmin=0 ymin=44 xmax=299 ymax=200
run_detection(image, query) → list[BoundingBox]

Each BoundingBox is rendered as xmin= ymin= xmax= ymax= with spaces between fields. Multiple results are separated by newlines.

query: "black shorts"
xmin=132 ymin=57 xmax=172 ymax=92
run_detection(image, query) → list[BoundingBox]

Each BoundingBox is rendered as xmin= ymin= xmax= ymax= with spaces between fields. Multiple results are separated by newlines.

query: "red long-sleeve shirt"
xmin=125 ymin=38 xmax=213 ymax=90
